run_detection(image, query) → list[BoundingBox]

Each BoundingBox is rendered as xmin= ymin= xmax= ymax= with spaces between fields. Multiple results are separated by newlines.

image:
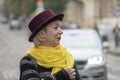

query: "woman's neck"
xmin=38 ymin=43 xmax=58 ymax=47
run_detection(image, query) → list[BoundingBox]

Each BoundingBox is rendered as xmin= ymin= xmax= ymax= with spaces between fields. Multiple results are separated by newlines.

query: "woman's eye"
xmin=54 ymin=26 xmax=58 ymax=29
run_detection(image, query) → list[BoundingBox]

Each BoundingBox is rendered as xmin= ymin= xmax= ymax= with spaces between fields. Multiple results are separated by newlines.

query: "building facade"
xmin=64 ymin=0 xmax=118 ymax=28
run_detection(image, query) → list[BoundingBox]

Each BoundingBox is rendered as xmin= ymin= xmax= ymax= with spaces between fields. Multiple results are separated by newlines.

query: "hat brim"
xmin=29 ymin=13 xmax=64 ymax=42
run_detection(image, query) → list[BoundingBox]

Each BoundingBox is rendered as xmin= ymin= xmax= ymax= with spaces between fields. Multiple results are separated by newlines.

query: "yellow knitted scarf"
xmin=24 ymin=44 xmax=74 ymax=74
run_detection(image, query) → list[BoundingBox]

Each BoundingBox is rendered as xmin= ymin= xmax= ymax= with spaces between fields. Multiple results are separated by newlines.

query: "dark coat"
xmin=19 ymin=56 xmax=81 ymax=80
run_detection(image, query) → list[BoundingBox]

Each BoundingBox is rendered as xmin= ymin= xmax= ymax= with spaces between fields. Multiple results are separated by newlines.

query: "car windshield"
xmin=61 ymin=30 xmax=102 ymax=49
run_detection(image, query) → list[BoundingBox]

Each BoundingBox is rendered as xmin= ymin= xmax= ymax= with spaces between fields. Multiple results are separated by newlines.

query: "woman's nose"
xmin=59 ymin=28 xmax=63 ymax=34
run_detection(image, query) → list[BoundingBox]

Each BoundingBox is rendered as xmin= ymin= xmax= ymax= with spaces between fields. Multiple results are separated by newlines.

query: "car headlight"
xmin=87 ymin=56 xmax=104 ymax=65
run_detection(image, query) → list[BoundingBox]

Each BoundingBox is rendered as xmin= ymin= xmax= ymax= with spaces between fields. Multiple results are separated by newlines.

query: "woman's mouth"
xmin=57 ymin=37 xmax=61 ymax=41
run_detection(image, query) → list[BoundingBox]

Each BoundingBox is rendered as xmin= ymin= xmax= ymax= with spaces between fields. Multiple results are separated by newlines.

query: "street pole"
xmin=114 ymin=5 xmax=120 ymax=47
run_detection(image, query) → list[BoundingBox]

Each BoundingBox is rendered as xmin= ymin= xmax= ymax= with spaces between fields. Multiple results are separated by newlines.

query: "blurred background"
xmin=0 ymin=0 xmax=120 ymax=80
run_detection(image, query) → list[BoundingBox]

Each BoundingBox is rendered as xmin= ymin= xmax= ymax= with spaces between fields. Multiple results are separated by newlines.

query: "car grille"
xmin=75 ymin=60 xmax=87 ymax=70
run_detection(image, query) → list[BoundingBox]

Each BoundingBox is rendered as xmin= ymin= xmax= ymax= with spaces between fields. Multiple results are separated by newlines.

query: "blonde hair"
xmin=33 ymin=33 xmax=42 ymax=46
xmin=33 ymin=27 xmax=47 ymax=46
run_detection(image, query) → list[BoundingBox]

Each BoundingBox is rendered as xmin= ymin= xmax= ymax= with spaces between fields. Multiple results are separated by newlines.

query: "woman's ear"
xmin=38 ymin=30 xmax=46 ymax=41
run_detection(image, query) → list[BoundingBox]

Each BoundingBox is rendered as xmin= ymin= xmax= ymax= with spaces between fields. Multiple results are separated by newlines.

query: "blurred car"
xmin=61 ymin=29 xmax=107 ymax=80
xmin=95 ymin=23 xmax=114 ymax=49
xmin=62 ymin=21 xmax=80 ymax=29
xmin=0 ymin=16 xmax=8 ymax=24
xmin=9 ymin=19 xmax=21 ymax=30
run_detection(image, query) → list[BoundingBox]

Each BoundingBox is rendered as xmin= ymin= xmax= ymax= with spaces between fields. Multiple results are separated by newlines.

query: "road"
xmin=0 ymin=23 xmax=120 ymax=80
xmin=0 ymin=23 xmax=32 ymax=80
xmin=107 ymin=54 xmax=120 ymax=80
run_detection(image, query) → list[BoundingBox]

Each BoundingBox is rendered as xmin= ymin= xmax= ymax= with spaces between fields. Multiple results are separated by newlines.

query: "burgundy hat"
xmin=28 ymin=9 xmax=64 ymax=42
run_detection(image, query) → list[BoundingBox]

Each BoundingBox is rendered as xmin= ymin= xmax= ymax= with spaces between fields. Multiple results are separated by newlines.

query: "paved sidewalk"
xmin=106 ymin=38 xmax=120 ymax=56
xmin=107 ymin=47 xmax=120 ymax=56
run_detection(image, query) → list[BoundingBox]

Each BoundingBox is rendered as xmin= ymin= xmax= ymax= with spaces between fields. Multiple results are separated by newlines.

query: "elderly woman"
xmin=19 ymin=9 xmax=80 ymax=80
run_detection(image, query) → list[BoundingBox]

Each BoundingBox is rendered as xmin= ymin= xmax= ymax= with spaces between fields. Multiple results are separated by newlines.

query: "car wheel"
xmin=103 ymin=66 xmax=108 ymax=80
xmin=10 ymin=26 xmax=14 ymax=30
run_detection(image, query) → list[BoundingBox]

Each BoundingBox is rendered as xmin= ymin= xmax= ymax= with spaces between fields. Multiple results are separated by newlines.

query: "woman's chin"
xmin=52 ymin=43 xmax=59 ymax=47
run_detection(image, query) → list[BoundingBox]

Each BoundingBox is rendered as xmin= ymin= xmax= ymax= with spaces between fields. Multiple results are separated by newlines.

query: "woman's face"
xmin=40 ymin=20 xmax=63 ymax=47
